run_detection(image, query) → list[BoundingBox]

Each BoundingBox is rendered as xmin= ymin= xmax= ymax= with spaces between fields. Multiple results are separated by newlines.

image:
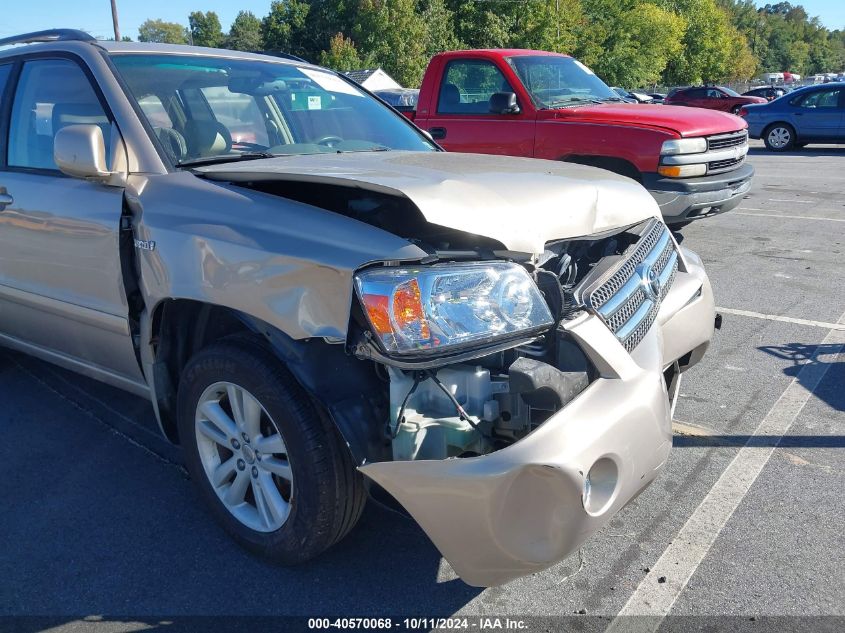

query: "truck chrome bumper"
xmin=359 ymin=255 xmax=714 ymax=587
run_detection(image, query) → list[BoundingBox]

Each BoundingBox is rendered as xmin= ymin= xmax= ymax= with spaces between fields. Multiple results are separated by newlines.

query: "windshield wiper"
xmin=599 ymin=96 xmax=627 ymax=102
xmin=544 ymin=97 xmax=603 ymax=108
xmin=177 ymin=152 xmax=278 ymax=168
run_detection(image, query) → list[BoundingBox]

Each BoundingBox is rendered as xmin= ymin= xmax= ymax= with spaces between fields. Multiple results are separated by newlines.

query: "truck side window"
xmin=7 ymin=59 xmax=111 ymax=171
xmin=437 ymin=60 xmax=514 ymax=115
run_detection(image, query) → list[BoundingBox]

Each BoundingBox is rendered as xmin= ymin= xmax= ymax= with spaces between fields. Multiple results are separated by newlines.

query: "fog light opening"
xmin=583 ymin=457 xmax=619 ymax=516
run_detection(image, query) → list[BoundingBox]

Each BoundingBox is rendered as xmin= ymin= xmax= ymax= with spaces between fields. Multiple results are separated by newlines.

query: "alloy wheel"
xmin=195 ymin=381 xmax=293 ymax=532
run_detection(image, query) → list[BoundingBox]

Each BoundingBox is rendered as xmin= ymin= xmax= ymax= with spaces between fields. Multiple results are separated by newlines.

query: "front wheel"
xmin=763 ymin=123 xmax=795 ymax=151
xmin=730 ymin=105 xmax=742 ymax=115
xmin=177 ymin=334 xmax=366 ymax=563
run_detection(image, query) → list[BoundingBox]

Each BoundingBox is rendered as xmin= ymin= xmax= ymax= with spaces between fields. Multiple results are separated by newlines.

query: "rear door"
xmin=792 ymin=87 xmax=844 ymax=139
xmin=420 ymin=58 xmax=535 ymax=156
xmin=0 ymin=56 xmax=143 ymax=384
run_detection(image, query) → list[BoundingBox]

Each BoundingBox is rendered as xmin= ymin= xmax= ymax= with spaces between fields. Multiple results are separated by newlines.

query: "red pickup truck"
xmin=403 ymin=50 xmax=754 ymax=226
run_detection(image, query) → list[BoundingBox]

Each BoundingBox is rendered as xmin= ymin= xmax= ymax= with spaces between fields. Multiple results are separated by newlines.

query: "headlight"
xmin=657 ymin=164 xmax=707 ymax=178
xmin=355 ymin=262 xmax=553 ymax=356
xmin=660 ymin=137 xmax=707 ymax=155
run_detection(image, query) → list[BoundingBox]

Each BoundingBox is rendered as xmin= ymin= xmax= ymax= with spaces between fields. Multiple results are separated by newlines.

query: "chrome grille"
xmin=707 ymin=130 xmax=747 ymax=150
xmin=579 ymin=220 xmax=679 ymax=352
xmin=708 ymin=156 xmax=745 ymax=173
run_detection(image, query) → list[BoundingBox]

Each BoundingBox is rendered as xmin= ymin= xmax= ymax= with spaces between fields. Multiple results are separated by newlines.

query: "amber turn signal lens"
xmin=361 ymin=293 xmax=392 ymax=334
xmin=393 ymin=279 xmax=430 ymax=339
xmin=657 ymin=165 xmax=682 ymax=177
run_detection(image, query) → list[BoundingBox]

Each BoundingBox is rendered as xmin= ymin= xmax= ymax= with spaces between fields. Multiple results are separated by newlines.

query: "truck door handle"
xmin=0 ymin=192 xmax=13 ymax=210
xmin=429 ymin=127 xmax=447 ymax=140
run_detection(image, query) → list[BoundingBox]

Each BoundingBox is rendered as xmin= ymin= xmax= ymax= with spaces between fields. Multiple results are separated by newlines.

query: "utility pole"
xmin=110 ymin=0 xmax=121 ymax=41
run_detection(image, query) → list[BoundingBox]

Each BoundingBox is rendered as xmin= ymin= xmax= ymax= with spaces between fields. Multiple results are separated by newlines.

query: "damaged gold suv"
xmin=0 ymin=31 xmax=716 ymax=586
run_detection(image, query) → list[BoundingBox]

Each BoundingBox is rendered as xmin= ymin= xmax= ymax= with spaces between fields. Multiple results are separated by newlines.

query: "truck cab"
xmin=409 ymin=50 xmax=755 ymax=226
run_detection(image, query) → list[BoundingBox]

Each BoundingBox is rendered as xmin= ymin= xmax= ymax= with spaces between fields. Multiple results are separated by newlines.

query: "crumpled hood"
xmin=196 ymin=151 xmax=660 ymax=256
xmin=543 ymin=103 xmax=747 ymax=138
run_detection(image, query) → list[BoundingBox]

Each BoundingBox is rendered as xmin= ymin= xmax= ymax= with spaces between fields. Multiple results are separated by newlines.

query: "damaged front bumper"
xmin=359 ymin=252 xmax=715 ymax=587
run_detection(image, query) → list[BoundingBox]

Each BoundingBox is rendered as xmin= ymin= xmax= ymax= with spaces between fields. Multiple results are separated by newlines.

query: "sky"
xmin=1 ymin=0 xmax=844 ymax=42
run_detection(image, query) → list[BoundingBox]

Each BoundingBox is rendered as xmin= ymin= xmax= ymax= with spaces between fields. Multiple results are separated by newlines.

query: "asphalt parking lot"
xmin=1 ymin=141 xmax=844 ymax=632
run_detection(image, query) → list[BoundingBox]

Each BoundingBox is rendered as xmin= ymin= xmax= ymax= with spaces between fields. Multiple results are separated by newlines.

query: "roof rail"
xmin=260 ymin=51 xmax=308 ymax=63
xmin=0 ymin=29 xmax=96 ymax=48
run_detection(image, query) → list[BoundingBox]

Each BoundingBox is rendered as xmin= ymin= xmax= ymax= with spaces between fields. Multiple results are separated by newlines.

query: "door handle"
xmin=429 ymin=127 xmax=447 ymax=140
xmin=0 ymin=193 xmax=13 ymax=210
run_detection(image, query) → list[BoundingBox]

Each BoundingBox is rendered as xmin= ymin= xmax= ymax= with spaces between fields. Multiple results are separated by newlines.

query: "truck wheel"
xmin=177 ymin=334 xmax=366 ymax=564
xmin=763 ymin=124 xmax=795 ymax=151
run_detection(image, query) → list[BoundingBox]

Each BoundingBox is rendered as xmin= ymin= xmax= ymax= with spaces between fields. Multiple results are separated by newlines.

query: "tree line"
xmin=134 ymin=0 xmax=845 ymax=88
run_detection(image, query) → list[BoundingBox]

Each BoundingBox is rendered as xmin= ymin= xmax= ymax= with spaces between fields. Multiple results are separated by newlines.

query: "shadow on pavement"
xmin=748 ymin=146 xmax=845 ymax=157
xmin=759 ymin=341 xmax=844 ymax=412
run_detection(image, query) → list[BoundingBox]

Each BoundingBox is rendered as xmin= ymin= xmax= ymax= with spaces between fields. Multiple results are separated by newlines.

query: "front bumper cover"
xmin=359 ymin=255 xmax=715 ymax=586
xmin=643 ymin=163 xmax=754 ymax=224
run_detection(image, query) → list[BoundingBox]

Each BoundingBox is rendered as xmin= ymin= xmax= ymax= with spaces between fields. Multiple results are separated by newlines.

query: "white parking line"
xmin=604 ymin=310 xmax=845 ymax=633
xmin=768 ymin=199 xmax=815 ymax=204
xmin=736 ymin=212 xmax=844 ymax=222
xmin=716 ymin=307 xmax=845 ymax=331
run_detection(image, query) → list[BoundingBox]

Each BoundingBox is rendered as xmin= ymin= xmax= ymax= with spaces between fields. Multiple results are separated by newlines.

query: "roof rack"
xmin=0 ymin=29 xmax=96 ymax=48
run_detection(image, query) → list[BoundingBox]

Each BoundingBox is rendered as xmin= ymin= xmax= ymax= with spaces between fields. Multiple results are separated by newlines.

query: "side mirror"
xmin=489 ymin=92 xmax=520 ymax=115
xmin=54 ymin=124 xmax=113 ymax=180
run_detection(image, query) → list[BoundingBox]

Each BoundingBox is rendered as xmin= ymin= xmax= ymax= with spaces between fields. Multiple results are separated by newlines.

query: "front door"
xmin=793 ymin=87 xmax=844 ymax=139
xmin=422 ymin=58 xmax=536 ymax=157
xmin=0 ymin=56 xmax=143 ymax=383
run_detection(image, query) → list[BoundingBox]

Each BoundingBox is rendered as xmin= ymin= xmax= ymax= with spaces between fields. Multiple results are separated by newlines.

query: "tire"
xmin=730 ymin=105 xmax=742 ymax=115
xmin=763 ymin=123 xmax=795 ymax=151
xmin=177 ymin=333 xmax=366 ymax=564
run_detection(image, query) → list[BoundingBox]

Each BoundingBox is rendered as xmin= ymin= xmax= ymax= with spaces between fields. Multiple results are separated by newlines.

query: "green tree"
xmin=421 ymin=0 xmax=460 ymax=55
xmin=659 ymin=0 xmax=752 ymax=84
xmin=576 ymin=0 xmax=686 ymax=87
xmin=352 ymin=0 xmax=430 ymax=86
xmin=138 ymin=19 xmax=187 ymax=44
xmin=227 ymin=10 xmax=264 ymax=51
xmin=189 ymin=10 xmax=224 ymax=48
xmin=262 ymin=0 xmax=312 ymax=58
xmin=319 ymin=32 xmax=367 ymax=70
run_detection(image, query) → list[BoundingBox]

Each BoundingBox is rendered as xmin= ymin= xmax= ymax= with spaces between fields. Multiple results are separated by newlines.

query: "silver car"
xmin=0 ymin=30 xmax=716 ymax=587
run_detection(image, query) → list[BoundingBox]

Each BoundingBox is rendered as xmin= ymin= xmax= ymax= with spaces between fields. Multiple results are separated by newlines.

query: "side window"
xmin=798 ymin=89 xmax=841 ymax=109
xmin=8 ymin=59 xmax=111 ymax=171
xmin=437 ymin=60 xmax=514 ymax=115
xmin=706 ymin=89 xmax=722 ymax=99
xmin=686 ymin=89 xmax=706 ymax=99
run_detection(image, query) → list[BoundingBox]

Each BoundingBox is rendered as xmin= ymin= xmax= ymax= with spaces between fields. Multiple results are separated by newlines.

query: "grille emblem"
xmin=637 ymin=263 xmax=661 ymax=301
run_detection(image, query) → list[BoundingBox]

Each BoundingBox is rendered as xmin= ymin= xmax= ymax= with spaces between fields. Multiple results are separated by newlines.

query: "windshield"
xmin=721 ymin=87 xmax=741 ymax=97
xmin=507 ymin=56 xmax=618 ymax=108
xmin=111 ymin=54 xmax=436 ymax=165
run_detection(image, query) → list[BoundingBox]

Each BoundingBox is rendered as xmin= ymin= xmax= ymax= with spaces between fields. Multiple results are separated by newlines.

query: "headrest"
xmin=183 ymin=119 xmax=232 ymax=158
xmin=440 ymin=83 xmax=461 ymax=108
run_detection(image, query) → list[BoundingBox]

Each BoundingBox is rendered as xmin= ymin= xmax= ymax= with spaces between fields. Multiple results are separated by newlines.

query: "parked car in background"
xmin=612 ymin=87 xmax=658 ymax=103
xmin=611 ymin=87 xmax=638 ymax=102
xmin=649 ymin=92 xmax=668 ymax=102
xmin=0 ymin=30 xmax=718 ymax=588
xmin=374 ymin=88 xmax=419 ymax=110
xmin=404 ymin=49 xmax=754 ymax=226
xmin=740 ymin=83 xmax=845 ymax=150
xmin=665 ymin=86 xmax=767 ymax=114
xmin=743 ymin=86 xmax=788 ymax=101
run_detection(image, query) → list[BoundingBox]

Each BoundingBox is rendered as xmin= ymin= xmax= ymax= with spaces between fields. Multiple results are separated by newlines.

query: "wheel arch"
xmin=562 ymin=155 xmax=642 ymax=183
xmin=142 ymin=298 xmax=385 ymax=465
